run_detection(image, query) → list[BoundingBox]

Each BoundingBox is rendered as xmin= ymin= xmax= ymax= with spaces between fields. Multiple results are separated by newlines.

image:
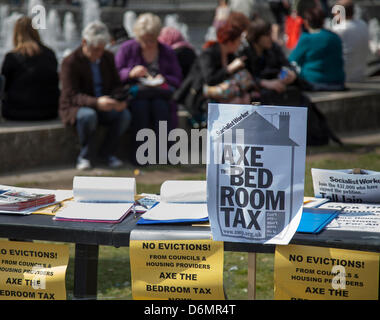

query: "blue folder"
xmin=296 ymin=207 xmax=341 ymax=234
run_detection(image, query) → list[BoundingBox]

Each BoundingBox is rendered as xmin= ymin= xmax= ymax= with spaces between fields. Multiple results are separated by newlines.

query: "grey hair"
xmin=133 ymin=13 xmax=162 ymax=40
xmin=82 ymin=21 xmax=111 ymax=47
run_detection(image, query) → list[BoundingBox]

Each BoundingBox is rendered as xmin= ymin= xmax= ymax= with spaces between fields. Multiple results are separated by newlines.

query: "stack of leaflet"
xmin=54 ymin=176 xmax=136 ymax=223
xmin=296 ymin=207 xmax=341 ymax=234
xmin=0 ymin=188 xmax=55 ymax=212
xmin=134 ymin=193 xmax=161 ymax=213
xmin=137 ymin=180 xmax=208 ymax=224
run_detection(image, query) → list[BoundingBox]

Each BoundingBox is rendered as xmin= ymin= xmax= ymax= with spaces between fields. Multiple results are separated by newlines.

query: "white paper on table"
xmin=160 ymin=180 xmax=207 ymax=203
xmin=319 ymin=202 xmax=380 ymax=232
xmin=140 ymin=180 xmax=208 ymax=221
xmin=73 ymin=176 xmax=136 ymax=202
xmin=53 ymin=176 xmax=137 ymax=222
xmin=55 ymin=202 xmax=133 ymax=222
xmin=140 ymin=203 xmax=208 ymax=221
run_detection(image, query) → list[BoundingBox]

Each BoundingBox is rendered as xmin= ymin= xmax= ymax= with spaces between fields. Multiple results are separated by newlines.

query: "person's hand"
xmin=113 ymin=100 xmax=127 ymax=112
xmin=151 ymin=74 xmax=165 ymax=87
xmin=96 ymin=96 xmax=119 ymax=111
xmin=129 ymin=65 xmax=148 ymax=78
xmin=280 ymin=69 xmax=297 ymax=85
xmin=227 ymin=56 xmax=246 ymax=74
xmin=154 ymin=74 xmax=164 ymax=82
xmin=260 ymin=79 xmax=286 ymax=93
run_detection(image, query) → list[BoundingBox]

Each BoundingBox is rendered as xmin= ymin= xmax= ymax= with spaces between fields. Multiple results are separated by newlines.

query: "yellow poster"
xmin=130 ymin=239 xmax=225 ymax=300
xmin=0 ymin=240 xmax=69 ymax=300
xmin=274 ymin=244 xmax=379 ymax=300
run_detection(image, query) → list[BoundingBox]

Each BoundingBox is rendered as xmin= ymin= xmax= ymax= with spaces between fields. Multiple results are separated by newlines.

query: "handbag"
xmin=203 ymin=69 xmax=254 ymax=101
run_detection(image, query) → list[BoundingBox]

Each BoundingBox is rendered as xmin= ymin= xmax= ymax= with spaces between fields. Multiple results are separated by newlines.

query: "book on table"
xmin=296 ymin=207 xmax=341 ymax=234
xmin=137 ymin=180 xmax=208 ymax=225
xmin=54 ymin=176 xmax=136 ymax=223
xmin=0 ymin=187 xmax=55 ymax=213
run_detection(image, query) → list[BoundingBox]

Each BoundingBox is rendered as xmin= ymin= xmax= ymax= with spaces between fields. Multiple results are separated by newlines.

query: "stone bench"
xmin=305 ymin=76 xmax=380 ymax=133
xmin=0 ymin=113 xmax=192 ymax=174
xmin=1 ymin=78 xmax=380 ymax=174
xmin=0 ymin=119 xmax=78 ymax=173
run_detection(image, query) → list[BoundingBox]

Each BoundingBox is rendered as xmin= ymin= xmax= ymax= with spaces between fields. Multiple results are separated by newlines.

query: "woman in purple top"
xmin=115 ymin=13 xmax=182 ymax=165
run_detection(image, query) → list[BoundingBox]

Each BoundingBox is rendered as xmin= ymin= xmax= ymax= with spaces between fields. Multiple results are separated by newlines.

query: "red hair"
xmin=203 ymin=20 xmax=245 ymax=49
xmin=203 ymin=11 xmax=248 ymax=49
xmin=217 ymin=21 xmax=244 ymax=44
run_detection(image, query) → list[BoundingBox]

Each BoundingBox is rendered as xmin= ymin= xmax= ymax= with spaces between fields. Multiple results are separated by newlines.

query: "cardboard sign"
xmin=207 ymin=104 xmax=307 ymax=244
xmin=274 ymin=244 xmax=379 ymax=300
xmin=130 ymin=239 xmax=225 ymax=300
xmin=0 ymin=240 xmax=69 ymax=300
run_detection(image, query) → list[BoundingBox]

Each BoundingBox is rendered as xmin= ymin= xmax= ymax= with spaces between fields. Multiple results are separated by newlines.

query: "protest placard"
xmin=274 ymin=244 xmax=379 ymax=300
xmin=207 ymin=104 xmax=307 ymax=244
xmin=130 ymin=239 xmax=224 ymax=300
xmin=0 ymin=240 xmax=69 ymax=300
xmin=312 ymin=168 xmax=380 ymax=203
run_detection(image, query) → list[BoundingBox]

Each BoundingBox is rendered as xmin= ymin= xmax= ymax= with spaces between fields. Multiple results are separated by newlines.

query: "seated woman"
xmin=288 ymin=5 xmax=346 ymax=91
xmin=239 ymin=17 xmax=298 ymax=104
xmin=158 ymin=26 xmax=197 ymax=80
xmin=115 ymin=13 xmax=182 ymax=165
xmin=199 ymin=12 xmax=252 ymax=105
xmin=1 ymin=16 xmax=60 ymax=120
xmin=241 ymin=17 xmax=342 ymax=147
xmin=173 ymin=12 xmax=251 ymax=129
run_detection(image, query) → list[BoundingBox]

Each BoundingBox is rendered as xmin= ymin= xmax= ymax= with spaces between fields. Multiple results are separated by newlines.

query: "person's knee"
xmin=77 ymin=107 xmax=98 ymax=131
xmin=120 ymin=108 xmax=132 ymax=133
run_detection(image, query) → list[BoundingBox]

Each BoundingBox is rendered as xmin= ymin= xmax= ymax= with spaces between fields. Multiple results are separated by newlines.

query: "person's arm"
xmin=101 ymin=51 xmax=128 ymax=111
xmin=60 ymin=57 xmax=98 ymax=109
xmin=114 ymin=41 xmax=137 ymax=83
xmin=106 ymin=51 xmax=122 ymax=89
xmin=159 ymin=46 xmax=183 ymax=88
xmin=198 ymin=47 xmax=229 ymax=86
xmin=288 ymin=33 xmax=308 ymax=67
xmin=1 ymin=53 xmax=15 ymax=92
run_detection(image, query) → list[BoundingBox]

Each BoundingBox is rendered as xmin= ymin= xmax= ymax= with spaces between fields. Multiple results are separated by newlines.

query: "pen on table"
xmin=133 ymin=206 xmax=138 ymax=219
xmin=51 ymin=203 xmax=62 ymax=213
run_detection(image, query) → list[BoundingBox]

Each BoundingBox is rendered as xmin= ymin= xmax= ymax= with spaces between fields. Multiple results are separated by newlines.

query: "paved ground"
xmin=0 ymin=130 xmax=379 ymax=190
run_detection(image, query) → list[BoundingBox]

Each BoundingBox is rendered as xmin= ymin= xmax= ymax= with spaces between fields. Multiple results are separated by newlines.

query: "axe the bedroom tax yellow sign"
xmin=274 ymin=244 xmax=379 ymax=300
xmin=0 ymin=240 xmax=69 ymax=300
xmin=130 ymin=239 xmax=225 ymax=300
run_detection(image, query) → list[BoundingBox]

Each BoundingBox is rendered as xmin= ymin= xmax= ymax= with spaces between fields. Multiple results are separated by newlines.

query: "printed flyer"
xmin=274 ymin=244 xmax=379 ymax=300
xmin=312 ymin=168 xmax=380 ymax=203
xmin=319 ymin=202 xmax=380 ymax=232
xmin=130 ymin=239 xmax=224 ymax=300
xmin=207 ymin=104 xmax=307 ymax=244
xmin=0 ymin=240 xmax=69 ymax=300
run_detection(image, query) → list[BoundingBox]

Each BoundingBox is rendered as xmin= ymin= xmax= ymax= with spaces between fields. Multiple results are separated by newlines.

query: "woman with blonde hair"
xmin=115 ymin=13 xmax=182 ymax=165
xmin=1 ymin=16 xmax=59 ymax=120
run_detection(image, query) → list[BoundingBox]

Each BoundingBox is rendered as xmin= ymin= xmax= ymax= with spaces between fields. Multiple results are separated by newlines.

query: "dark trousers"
xmin=76 ymin=107 xmax=131 ymax=161
xmin=130 ymin=98 xmax=171 ymax=165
